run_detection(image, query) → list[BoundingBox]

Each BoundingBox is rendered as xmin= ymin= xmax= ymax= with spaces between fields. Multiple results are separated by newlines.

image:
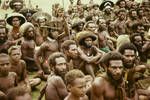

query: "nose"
xmin=115 ymin=68 xmax=121 ymax=74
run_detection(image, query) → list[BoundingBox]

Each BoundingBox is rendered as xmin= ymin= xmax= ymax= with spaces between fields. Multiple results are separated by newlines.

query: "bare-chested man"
xmin=0 ymin=25 xmax=15 ymax=53
xmin=38 ymin=52 xmax=68 ymax=100
xmin=34 ymin=26 xmax=59 ymax=80
xmin=20 ymin=22 xmax=38 ymax=71
xmin=61 ymin=40 xmax=83 ymax=70
xmin=91 ymin=51 xmax=126 ymax=100
xmin=118 ymin=42 xmax=146 ymax=99
xmin=76 ymin=31 xmax=103 ymax=78
xmin=0 ymin=53 xmax=17 ymax=94
xmin=65 ymin=69 xmax=88 ymax=100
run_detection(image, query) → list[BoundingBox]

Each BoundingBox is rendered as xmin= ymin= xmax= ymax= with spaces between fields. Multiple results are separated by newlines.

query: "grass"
xmin=28 ymin=72 xmax=46 ymax=100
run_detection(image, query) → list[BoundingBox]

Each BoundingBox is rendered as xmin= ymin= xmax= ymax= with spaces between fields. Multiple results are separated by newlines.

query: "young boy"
xmin=65 ymin=69 xmax=88 ymax=100
xmin=0 ymin=53 xmax=17 ymax=93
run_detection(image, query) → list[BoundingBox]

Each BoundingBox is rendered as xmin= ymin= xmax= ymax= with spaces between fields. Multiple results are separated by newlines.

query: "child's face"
xmin=10 ymin=49 xmax=21 ymax=62
xmin=69 ymin=77 xmax=86 ymax=97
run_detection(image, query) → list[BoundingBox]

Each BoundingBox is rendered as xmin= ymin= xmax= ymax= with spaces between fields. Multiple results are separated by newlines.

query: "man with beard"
xmin=0 ymin=25 xmax=15 ymax=53
xmin=20 ymin=22 xmax=38 ymax=71
xmin=0 ymin=53 xmax=17 ymax=94
xmin=126 ymin=9 xmax=139 ymax=35
xmin=118 ymin=42 xmax=147 ymax=99
xmin=91 ymin=51 xmax=126 ymax=100
xmin=38 ymin=52 xmax=68 ymax=100
xmin=113 ymin=8 xmax=127 ymax=35
xmin=9 ymin=0 xmax=24 ymax=12
xmin=34 ymin=26 xmax=59 ymax=80
xmin=61 ymin=40 xmax=83 ymax=70
xmin=76 ymin=31 xmax=103 ymax=78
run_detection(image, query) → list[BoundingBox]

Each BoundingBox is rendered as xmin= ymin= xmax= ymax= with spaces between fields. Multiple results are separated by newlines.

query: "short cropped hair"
xmin=48 ymin=52 xmax=66 ymax=67
xmin=61 ymin=40 xmax=76 ymax=51
xmin=118 ymin=42 xmax=137 ymax=55
xmin=8 ymin=46 xmax=21 ymax=55
xmin=65 ymin=69 xmax=85 ymax=85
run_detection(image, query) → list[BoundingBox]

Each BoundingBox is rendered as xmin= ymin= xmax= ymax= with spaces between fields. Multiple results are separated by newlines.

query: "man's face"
xmin=26 ymin=27 xmax=34 ymax=39
xmin=10 ymin=49 xmax=21 ymax=62
xmin=0 ymin=56 xmax=10 ymax=76
xmin=108 ymin=60 xmax=123 ymax=80
xmin=131 ymin=11 xmax=137 ymax=19
xmin=0 ymin=28 xmax=7 ymax=43
xmin=123 ymin=49 xmax=135 ymax=68
xmin=69 ymin=77 xmax=86 ymax=97
xmin=118 ymin=11 xmax=126 ymax=20
xmin=134 ymin=36 xmax=142 ymax=47
xmin=68 ymin=44 xmax=78 ymax=59
xmin=87 ymin=23 xmax=97 ymax=32
xmin=13 ymin=2 xmax=23 ymax=12
xmin=84 ymin=37 xmax=93 ymax=48
xmin=12 ymin=17 xmax=21 ymax=27
xmin=55 ymin=57 xmax=67 ymax=77
xmin=98 ymin=19 xmax=106 ymax=30
xmin=119 ymin=1 xmax=126 ymax=8
xmin=137 ymin=26 xmax=145 ymax=34
xmin=38 ymin=18 xmax=46 ymax=26
xmin=15 ymin=93 xmax=32 ymax=100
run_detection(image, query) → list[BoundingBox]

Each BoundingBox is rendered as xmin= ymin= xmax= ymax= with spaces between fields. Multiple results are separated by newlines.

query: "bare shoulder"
xmin=92 ymin=77 xmax=105 ymax=87
xmin=9 ymin=72 xmax=17 ymax=77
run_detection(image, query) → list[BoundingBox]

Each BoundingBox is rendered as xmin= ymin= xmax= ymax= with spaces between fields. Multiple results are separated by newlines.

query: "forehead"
xmin=72 ymin=77 xmax=85 ymax=86
xmin=0 ymin=28 xmax=6 ymax=33
xmin=55 ymin=57 xmax=66 ymax=64
xmin=0 ymin=56 xmax=9 ymax=64
xmin=12 ymin=17 xmax=19 ymax=20
xmin=84 ymin=37 xmax=92 ymax=41
xmin=134 ymin=35 xmax=142 ymax=40
xmin=124 ymin=49 xmax=135 ymax=55
xmin=69 ymin=44 xmax=77 ymax=49
xmin=109 ymin=60 xmax=123 ymax=67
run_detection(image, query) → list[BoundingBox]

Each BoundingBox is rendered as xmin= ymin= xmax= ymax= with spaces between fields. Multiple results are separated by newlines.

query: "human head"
xmin=61 ymin=40 xmax=78 ymax=59
xmin=96 ymin=18 xmax=107 ymax=30
xmin=129 ymin=9 xmax=138 ymax=20
xmin=6 ymin=13 xmax=26 ymax=27
xmin=8 ymin=46 xmax=22 ymax=62
xmin=19 ymin=22 xmax=35 ymax=40
xmin=7 ymin=86 xmax=32 ymax=100
xmin=0 ymin=25 xmax=8 ymax=44
xmin=65 ymin=69 xmax=86 ymax=97
xmin=118 ymin=42 xmax=137 ymax=68
xmin=0 ymin=53 xmax=10 ymax=76
xmin=48 ymin=52 xmax=68 ymax=78
xmin=9 ymin=0 xmax=23 ymax=12
xmin=117 ymin=8 xmax=127 ymax=20
xmin=100 ymin=51 xmax=124 ymax=81
xmin=84 ymin=21 xmax=98 ymax=32
xmin=76 ymin=31 xmax=97 ymax=48
xmin=130 ymin=33 xmax=143 ymax=49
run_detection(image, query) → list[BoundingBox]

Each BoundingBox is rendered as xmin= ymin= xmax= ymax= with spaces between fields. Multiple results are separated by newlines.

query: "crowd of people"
xmin=0 ymin=0 xmax=150 ymax=100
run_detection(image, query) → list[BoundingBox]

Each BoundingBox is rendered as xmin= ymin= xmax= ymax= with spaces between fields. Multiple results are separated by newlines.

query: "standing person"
xmin=38 ymin=52 xmax=68 ymax=100
xmin=91 ymin=51 xmax=126 ymax=100
xmin=64 ymin=69 xmax=88 ymax=100
xmin=76 ymin=31 xmax=103 ymax=78
xmin=0 ymin=53 xmax=17 ymax=94
xmin=6 ymin=13 xmax=26 ymax=44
